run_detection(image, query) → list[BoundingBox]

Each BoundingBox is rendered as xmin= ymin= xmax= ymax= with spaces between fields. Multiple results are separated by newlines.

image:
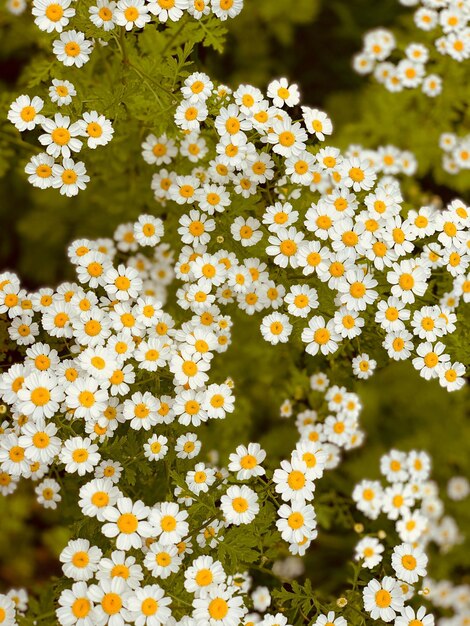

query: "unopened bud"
xmin=354 ymin=523 xmax=364 ymax=534
xmin=337 ymin=597 xmax=348 ymax=608
xmin=378 ymin=530 xmax=386 ymax=539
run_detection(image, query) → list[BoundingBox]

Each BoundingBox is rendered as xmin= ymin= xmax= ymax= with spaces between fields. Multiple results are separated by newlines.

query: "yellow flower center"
xmin=102 ymin=593 xmax=122 ymax=615
xmin=401 ymin=554 xmax=417 ymax=570
xmin=20 ymin=106 xmax=36 ymax=122
xmin=232 ymin=497 xmax=249 ymax=512
xmin=195 ymin=568 xmax=213 ymax=586
xmin=124 ymin=6 xmax=139 ymax=20
xmin=375 ymin=590 xmax=392 ymax=608
xmin=72 ymin=448 xmax=89 ymax=463
xmin=31 ymin=387 xmax=50 ymax=406
xmin=287 ymin=470 xmax=305 ymax=490
xmin=117 ymin=513 xmax=138 ymax=533
xmin=288 ymin=512 xmax=304 ymax=529
xmin=45 ymin=3 xmax=64 ymax=20
xmin=72 ymin=551 xmax=89 ymax=568
xmin=208 ymin=598 xmax=229 ymax=620
xmin=33 ymin=432 xmax=50 ymax=448
xmin=51 ymin=127 xmax=71 ymax=146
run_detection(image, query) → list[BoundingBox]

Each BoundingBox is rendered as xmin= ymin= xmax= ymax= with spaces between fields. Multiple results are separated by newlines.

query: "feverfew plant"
xmin=0 ymin=0 xmax=469 ymax=623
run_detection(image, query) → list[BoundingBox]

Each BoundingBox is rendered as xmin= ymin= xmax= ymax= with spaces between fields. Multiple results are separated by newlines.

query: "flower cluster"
xmin=439 ymin=131 xmax=470 ymax=175
xmin=353 ymin=449 xmax=462 ymax=551
xmin=0 ymin=213 xmax=368 ymax=625
xmin=0 ymin=213 xmax=235 ymax=497
xmin=7 ymin=93 xmax=114 ymax=196
xmin=353 ymin=1 xmax=470 ymax=95
xmin=352 ymin=449 xmax=465 ymax=624
xmin=424 ymin=577 xmax=470 ymax=626
xmin=272 ymin=371 xmax=365 ymax=557
xmin=8 ymin=0 xmax=244 ymax=64
xmin=140 ymin=72 xmax=469 ymax=389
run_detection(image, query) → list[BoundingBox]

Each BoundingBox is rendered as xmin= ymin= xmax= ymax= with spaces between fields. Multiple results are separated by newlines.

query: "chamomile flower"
xmin=170 ymin=350 xmax=210 ymax=389
xmin=192 ymin=583 xmax=247 ymax=625
xmin=142 ymin=134 xmax=178 ymax=166
xmin=79 ymin=477 xmax=121 ymax=521
xmin=65 ymin=378 xmax=108 ymax=420
xmin=396 ymin=510 xmax=428 ymax=543
xmin=228 ymin=443 xmax=266 ymax=480
xmin=314 ymin=612 xmax=347 ymax=626
xmin=220 ymin=485 xmax=259 ymax=525
xmin=104 ymin=264 xmax=142 ymax=301
xmin=267 ymin=78 xmax=300 ymax=108
xmin=148 ymin=0 xmax=186 ymax=21
xmin=123 ymin=392 xmax=159 ymax=431
xmin=301 ymin=316 xmax=340 ymax=357
xmin=87 ymin=578 xmax=131 ymax=625
xmin=144 ymin=435 xmax=168 ymax=461
xmin=266 ymin=118 xmax=308 ymax=157
xmin=149 ymin=501 xmax=189 ymax=545
xmin=89 ymin=0 xmax=116 ymax=29
xmin=56 ymin=581 xmax=95 ymax=625
xmin=186 ymin=462 xmax=216 ymax=494
xmin=260 ymin=313 xmax=292 ymax=345
xmin=352 ymin=353 xmax=377 ymax=379
xmin=114 ymin=0 xmax=150 ymax=29
xmin=35 ymin=477 xmax=62 ymax=509
xmin=412 ymin=341 xmax=450 ymax=380
xmin=203 ymin=383 xmax=234 ymax=419
xmin=352 ymin=480 xmax=384 ymax=519
xmin=363 ymin=577 xmax=404 ymax=622
xmin=437 ymin=361 xmax=466 ymax=391
xmin=276 ymin=503 xmax=316 ymax=543
xmin=102 ymin=497 xmax=153 ymax=550
xmin=60 ymin=437 xmax=101 ymax=476
xmin=25 ymin=153 xmax=56 ymax=189
xmin=284 ymin=285 xmax=318 ymax=318
xmin=178 ymin=210 xmax=215 ymax=246
xmin=32 ymin=0 xmax=75 ymax=32
xmin=53 ymin=30 xmax=93 ymax=68
xmin=175 ymin=100 xmax=208 ymax=132
xmin=273 ymin=458 xmax=315 ymax=505
xmin=95 ymin=459 xmax=122 ymax=483
xmin=182 ymin=72 xmax=214 ymax=103
xmin=266 ymin=227 xmax=304 ymax=268
xmin=355 ymin=536 xmax=384 ymax=569
xmin=77 ymin=111 xmax=114 ymax=149
xmin=143 ymin=542 xmax=182 ymax=579
xmin=391 ymin=543 xmax=428 ymax=583
xmin=231 ymin=217 xmax=263 ymax=248
xmin=381 ymin=450 xmax=408 ymax=483
xmin=396 ymin=606 xmax=434 ymax=626
xmin=175 ymin=433 xmax=201 ymax=459
xmin=39 ymin=113 xmax=82 ymax=159
xmin=211 ymin=0 xmax=243 ymax=20
xmin=96 ymin=550 xmax=143 ymax=589
xmin=52 ymin=158 xmax=90 ymax=196
xmin=8 ymin=95 xmax=44 ymax=131
xmin=301 ymin=107 xmax=333 ymax=141
xmin=124 ymin=584 xmax=172 ymax=624
xmin=60 ymin=538 xmax=102 ymax=581
xmin=19 ymin=420 xmax=61 ymax=463
xmin=375 ymin=297 xmax=410 ymax=331
xmin=17 ymin=371 xmax=64 ymax=420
